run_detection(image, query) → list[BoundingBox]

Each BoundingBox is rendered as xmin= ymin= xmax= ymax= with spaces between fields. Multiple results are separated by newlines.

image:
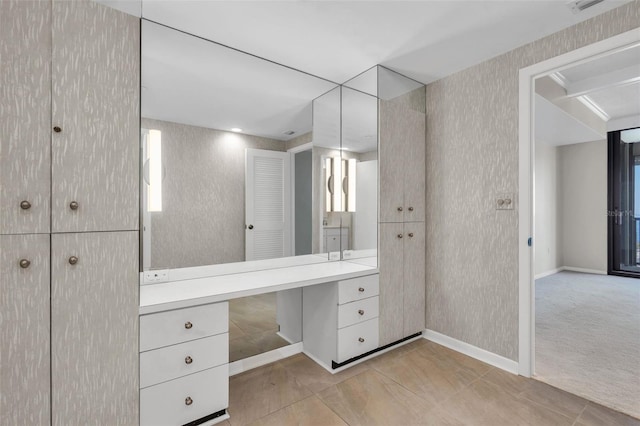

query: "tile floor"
xmin=220 ymin=339 xmax=640 ymax=426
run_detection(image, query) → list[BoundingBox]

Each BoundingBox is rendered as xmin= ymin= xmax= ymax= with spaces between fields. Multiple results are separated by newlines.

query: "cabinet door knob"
xmin=19 ymin=259 xmax=31 ymax=269
xmin=53 ymin=126 xmax=62 ymax=133
xmin=408 ymin=206 xmax=414 ymax=212
xmin=185 ymin=397 xmax=193 ymax=406
xmin=247 ymin=224 xmax=254 ymax=230
xmin=397 ymin=206 xmax=403 ymax=212
xmin=358 ymin=287 xmax=365 ymax=293
xmin=184 ymin=321 xmax=193 ymax=329
xmin=397 ymin=234 xmax=403 ymax=239
xmin=358 ymin=309 xmax=364 ymax=316
xmin=69 ymin=201 xmax=79 ymax=210
xmin=185 ymin=356 xmax=193 ymax=365
xmin=20 ymin=200 xmax=32 ymax=210
xmin=408 ymin=233 xmax=414 ymax=238
xmin=358 ymin=337 xmax=365 ymax=343
xmin=68 ymin=256 xmax=78 ymax=265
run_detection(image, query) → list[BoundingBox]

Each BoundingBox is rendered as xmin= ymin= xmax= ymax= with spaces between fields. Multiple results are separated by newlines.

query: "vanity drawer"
xmin=140 ymin=333 xmax=229 ymax=388
xmin=338 ymin=274 xmax=379 ymax=304
xmin=140 ymin=302 xmax=228 ymax=351
xmin=337 ymin=296 xmax=379 ymax=329
xmin=336 ymin=318 xmax=379 ymax=363
xmin=140 ymin=364 xmax=228 ymax=426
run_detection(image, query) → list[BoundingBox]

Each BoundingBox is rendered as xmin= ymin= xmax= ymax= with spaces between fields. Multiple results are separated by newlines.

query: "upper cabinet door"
xmin=0 ymin=1 xmax=51 ymax=234
xmin=51 ymin=1 xmax=140 ymax=233
xmin=379 ymin=100 xmax=405 ymax=223
xmin=402 ymin=110 xmax=426 ymax=222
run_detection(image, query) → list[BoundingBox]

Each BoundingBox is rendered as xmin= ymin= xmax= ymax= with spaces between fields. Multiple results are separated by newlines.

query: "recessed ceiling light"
xmin=231 ymin=128 xmax=242 ymax=133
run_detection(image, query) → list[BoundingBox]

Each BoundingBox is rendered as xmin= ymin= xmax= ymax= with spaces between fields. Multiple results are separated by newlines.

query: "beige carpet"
xmin=535 ymin=271 xmax=640 ymax=419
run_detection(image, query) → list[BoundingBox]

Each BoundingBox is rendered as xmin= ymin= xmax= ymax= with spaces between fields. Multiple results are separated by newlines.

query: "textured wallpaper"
xmin=425 ymin=0 xmax=640 ymax=361
xmin=142 ymin=118 xmax=286 ymax=269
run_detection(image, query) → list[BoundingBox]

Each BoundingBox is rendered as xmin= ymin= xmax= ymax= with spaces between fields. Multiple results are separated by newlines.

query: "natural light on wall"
xmin=148 ymin=129 xmax=162 ymax=212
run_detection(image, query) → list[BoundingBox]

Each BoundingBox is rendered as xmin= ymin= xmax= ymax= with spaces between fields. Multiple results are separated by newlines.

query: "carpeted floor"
xmin=535 ymin=271 xmax=640 ymax=419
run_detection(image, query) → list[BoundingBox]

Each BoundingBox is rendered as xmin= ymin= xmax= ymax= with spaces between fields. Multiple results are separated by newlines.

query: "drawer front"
xmin=336 ymin=318 xmax=379 ymax=363
xmin=140 ymin=333 xmax=228 ymax=388
xmin=338 ymin=274 xmax=379 ymax=305
xmin=140 ymin=302 xmax=228 ymax=351
xmin=338 ymin=296 xmax=379 ymax=329
xmin=140 ymin=365 xmax=228 ymax=426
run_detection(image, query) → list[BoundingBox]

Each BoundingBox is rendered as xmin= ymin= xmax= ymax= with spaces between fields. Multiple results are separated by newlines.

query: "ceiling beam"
xmin=564 ymin=64 xmax=640 ymax=97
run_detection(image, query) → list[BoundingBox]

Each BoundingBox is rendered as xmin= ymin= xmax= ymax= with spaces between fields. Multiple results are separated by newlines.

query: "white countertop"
xmin=140 ymin=260 xmax=378 ymax=315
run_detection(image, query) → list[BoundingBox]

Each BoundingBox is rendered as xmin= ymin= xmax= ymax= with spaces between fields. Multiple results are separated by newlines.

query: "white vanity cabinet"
xmin=140 ymin=302 xmax=230 ymax=426
xmin=303 ymin=274 xmax=380 ymax=369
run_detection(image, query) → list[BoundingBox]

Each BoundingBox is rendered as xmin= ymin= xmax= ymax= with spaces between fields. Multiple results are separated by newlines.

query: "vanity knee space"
xmin=139 ymin=302 xmax=230 ymax=426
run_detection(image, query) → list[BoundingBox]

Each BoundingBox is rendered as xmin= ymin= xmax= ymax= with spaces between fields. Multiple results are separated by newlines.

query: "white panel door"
xmin=245 ymin=149 xmax=291 ymax=261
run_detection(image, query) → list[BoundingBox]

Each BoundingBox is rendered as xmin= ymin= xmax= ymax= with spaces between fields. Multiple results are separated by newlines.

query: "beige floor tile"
xmin=247 ymin=395 xmax=347 ymax=426
xmin=363 ymin=338 xmax=429 ymax=370
xmin=415 ymin=342 xmax=493 ymax=377
xmin=576 ymin=402 xmax=640 ymax=426
xmin=277 ymin=353 xmax=370 ymax=394
xmin=317 ymin=369 xmax=435 ymax=426
xmin=440 ymin=377 xmax=575 ymax=426
xmin=228 ymin=362 xmax=313 ymax=426
xmin=371 ymin=347 xmax=479 ymax=404
xmin=229 ymin=320 xmax=246 ymax=341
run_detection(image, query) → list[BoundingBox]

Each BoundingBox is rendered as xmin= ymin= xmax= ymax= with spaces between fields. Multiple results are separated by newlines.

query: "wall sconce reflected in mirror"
xmin=325 ymin=156 xmax=356 ymax=213
xmin=142 ymin=129 xmax=163 ymax=212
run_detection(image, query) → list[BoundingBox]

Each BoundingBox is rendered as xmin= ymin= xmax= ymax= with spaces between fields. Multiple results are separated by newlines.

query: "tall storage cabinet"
xmin=378 ymin=98 xmax=426 ymax=347
xmin=1 ymin=1 xmax=140 ymax=425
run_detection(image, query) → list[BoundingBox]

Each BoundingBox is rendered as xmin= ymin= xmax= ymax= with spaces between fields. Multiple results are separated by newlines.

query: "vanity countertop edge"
xmin=140 ymin=261 xmax=379 ymax=315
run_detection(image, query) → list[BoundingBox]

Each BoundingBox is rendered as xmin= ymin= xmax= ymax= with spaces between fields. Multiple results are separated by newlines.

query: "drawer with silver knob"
xmin=337 ymin=274 xmax=379 ymax=304
xmin=140 ymin=364 xmax=229 ymax=426
xmin=140 ymin=302 xmax=228 ymax=351
xmin=337 ymin=296 xmax=379 ymax=329
xmin=140 ymin=333 xmax=229 ymax=388
xmin=336 ymin=318 xmax=379 ymax=363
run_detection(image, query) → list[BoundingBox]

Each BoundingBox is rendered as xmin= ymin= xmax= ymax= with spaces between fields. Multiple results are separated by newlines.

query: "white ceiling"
xmin=102 ymin=0 xmax=632 ymax=85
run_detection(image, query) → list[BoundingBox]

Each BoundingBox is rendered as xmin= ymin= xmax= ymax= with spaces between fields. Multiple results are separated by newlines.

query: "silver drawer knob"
xmin=358 ymin=337 xmax=365 ymax=343
xmin=53 ymin=126 xmax=62 ymax=133
xmin=20 ymin=200 xmax=32 ymax=210
xmin=358 ymin=309 xmax=364 ymax=316
xmin=184 ymin=321 xmax=193 ymax=330
xmin=397 ymin=234 xmax=403 ymax=239
xmin=185 ymin=397 xmax=193 ymax=406
xmin=408 ymin=233 xmax=414 ymax=238
xmin=185 ymin=356 xmax=193 ymax=365
xmin=68 ymin=256 xmax=78 ymax=265
xmin=358 ymin=287 xmax=365 ymax=293
xmin=69 ymin=201 xmax=79 ymax=211
xmin=397 ymin=206 xmax=403 ymax=212
xmin=408 ymin=206 xmax=414 ymax=212
xmin=19 ymin=259 xmax=31 ymax=269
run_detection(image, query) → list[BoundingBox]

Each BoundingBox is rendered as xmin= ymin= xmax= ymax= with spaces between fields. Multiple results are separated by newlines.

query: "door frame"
xmin=287 ymin=142 xmax=313 ymax=256
xmin=518 ymin=29 xmax=640 ymax=377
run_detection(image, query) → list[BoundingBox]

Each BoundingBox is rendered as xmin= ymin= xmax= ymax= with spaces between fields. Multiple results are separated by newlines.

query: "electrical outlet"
xmin=329 ymin=251 xmax=340 ymax=261
xmin=343 ymin=250 xmax=353 ymax=259
xmin=496 ymin=193 xmax=514 ymax=210
xmin=143 ymin=269 xmax=169 ymax=284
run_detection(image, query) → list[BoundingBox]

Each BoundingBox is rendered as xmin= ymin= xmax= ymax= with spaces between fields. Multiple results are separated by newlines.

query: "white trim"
xmin=534 ymin=267 xmax=564 ymax=280
xmin=424 ymin=330 xmax=519 ymax=375
xmin=229 ymin=342 xmax=303 ymax=376
xmin=562 ymin=266 xmax=607 ymax=275
xmin=607 ymin=114 xmax=640 ymax=132
xmin=303 ymin=333 xmax=424 ymax=375
xmin=287 ymin=141 xmax=313 ymax=154
xmin=519 ymin=29 xmax=640 ymax=378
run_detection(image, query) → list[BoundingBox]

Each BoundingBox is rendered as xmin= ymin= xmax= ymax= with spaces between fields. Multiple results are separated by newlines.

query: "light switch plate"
xmin=496 ymin=193 xmax=514 ymax=210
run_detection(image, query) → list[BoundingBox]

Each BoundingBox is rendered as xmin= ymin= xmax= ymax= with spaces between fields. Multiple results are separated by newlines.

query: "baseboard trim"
xmin=229 ymin=342 xmax=303 ymax=376
xmin=535 ymin=266 xmax=607 ymax=280
xmin=423 ymin=329 xmax=519 ymax=375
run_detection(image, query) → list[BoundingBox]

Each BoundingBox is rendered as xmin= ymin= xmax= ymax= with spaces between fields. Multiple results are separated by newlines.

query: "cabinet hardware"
xmin=185 ymin=356 xmax=193 ymax=365
xmin=68 ymin=256 xmax=78 ymax=265
xmin=19 ymin=259 xmax=31 ymax=269
xmin=397 ymin=206 xmax=403 ymax=212
xmin=397 ymin=234 xmax=403 ymax=239
xmin=184 ymin=321 xmax=193 ymax=329
xmin=53 ymin=126 xmax=62 ymax=133
xmin=358 ymin=287 xmax=365 ymax=292
xmin=247 ymin=224 xmax=254 ymax=230
xmin=408 ymin=206 xmax=414 ymax=212
xmin=69 ymin=201 xmax=79 ymax=210
xmin=358 ymin=309 xmax=364 ymax=315
xmin=185 ymin=397 xmax=193 ymax=406
xmin=408 ymin=233 xmax=414 ymax=238
xmin=358 ymin=337 xmax=365 ymax=343
xmin=20 ymin=200 xmax=31 ymax=210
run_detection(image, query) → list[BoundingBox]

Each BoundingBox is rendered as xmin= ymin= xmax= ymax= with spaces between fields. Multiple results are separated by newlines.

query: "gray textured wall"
xmin=425 ymin=0 xmax=640 ymax=361
xmin=142 ymin=118 xmax=286 ymax=269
